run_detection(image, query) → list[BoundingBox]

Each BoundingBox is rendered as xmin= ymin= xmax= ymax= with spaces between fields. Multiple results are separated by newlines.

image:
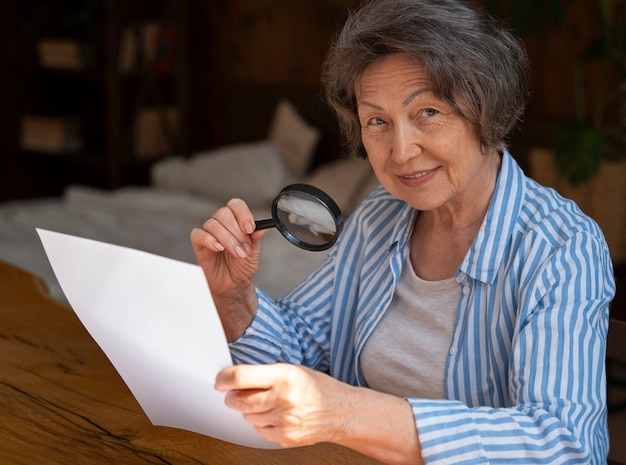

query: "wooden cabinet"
xmin=4 ymin=0 xmax=195 ymax=197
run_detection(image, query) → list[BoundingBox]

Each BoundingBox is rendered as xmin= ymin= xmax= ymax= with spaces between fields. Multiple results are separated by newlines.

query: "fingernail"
xmin=214 ymin=242 xmax=225 ymax=251
xmin=244 ymin=221 xmax=254 ymax=234
xmin=235 ymin=245 xmax=247 ymax=258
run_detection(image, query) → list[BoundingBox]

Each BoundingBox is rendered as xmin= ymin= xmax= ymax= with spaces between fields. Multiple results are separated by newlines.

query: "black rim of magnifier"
xmin=272 ymin=183 xmax=344 ymax=251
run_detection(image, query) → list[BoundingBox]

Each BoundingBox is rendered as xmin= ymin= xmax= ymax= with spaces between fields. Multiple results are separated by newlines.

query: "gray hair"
xmin=322 ymin=0 xmax=529 ymax=157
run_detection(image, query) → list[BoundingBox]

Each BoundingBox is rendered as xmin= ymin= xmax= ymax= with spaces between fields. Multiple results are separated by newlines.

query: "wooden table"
xmin=0 ymin=261 xmax=381 ymax=464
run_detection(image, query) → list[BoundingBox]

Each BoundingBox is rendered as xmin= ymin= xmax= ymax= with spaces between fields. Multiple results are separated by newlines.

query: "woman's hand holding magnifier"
xmin=191 ymin=184 xmax=343 ymax=341
xmin=191 ymin=197 xmax=267 ymax=340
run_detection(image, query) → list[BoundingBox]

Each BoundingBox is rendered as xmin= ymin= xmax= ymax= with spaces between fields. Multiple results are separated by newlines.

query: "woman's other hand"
xmin=215 ymin=364 xmax=423 ymax=465
xmin=215 ymin=363 xmax=353 ymax=447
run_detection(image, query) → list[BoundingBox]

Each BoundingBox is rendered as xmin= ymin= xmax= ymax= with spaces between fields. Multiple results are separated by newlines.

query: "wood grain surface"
xmin=0 ymin=261 xmax=382 ymax=464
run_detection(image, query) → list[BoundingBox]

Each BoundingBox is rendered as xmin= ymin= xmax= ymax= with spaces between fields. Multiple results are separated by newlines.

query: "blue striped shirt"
xmin=230 ymin=151 xmax=615 ymax=464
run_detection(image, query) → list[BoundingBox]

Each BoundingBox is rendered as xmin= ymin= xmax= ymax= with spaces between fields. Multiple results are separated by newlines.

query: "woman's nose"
xmin=390 ymin=123 xmax=422 ymax=163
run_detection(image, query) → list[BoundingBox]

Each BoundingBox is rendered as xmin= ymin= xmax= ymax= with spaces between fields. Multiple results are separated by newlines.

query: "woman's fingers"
xmin=204 ymin=201 xmax=252 ymax=256
xmin=191 ymin=198 xmax=271 ymax=261
xmin=215 ymin=364 xmax=278 ymax=391
xmin=198 ymin=218 xmax=251 ymax=258
xmin=215 ymin=364 xmax=352 ymax=447
xmin=226 ymin=198 xmax=256 ymax=235
xmin=190 ymin=224 xmax=224 ymax=254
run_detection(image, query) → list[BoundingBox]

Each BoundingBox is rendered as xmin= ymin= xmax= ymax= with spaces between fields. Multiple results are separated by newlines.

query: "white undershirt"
xmin=360 ymin=255 xmax=460 ymax=399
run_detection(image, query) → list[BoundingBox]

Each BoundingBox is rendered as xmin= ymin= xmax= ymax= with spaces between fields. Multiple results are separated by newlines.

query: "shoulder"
xmin=519 ymin=177 xmax=605 ymax=249
xmin=474 ymin=153 xmax=611 ymax=285
xmin=512 ymin=176 xmax=614 ymax=299
xmin=499 ymin=152 xmax=605 ymax=248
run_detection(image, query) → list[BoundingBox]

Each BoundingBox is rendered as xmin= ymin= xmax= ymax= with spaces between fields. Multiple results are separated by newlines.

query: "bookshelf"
xmin=12 ymin=0 xmax=193 ymax=193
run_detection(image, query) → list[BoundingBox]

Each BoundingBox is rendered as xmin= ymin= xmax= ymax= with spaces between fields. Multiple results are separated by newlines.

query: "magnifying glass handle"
xmin=254 ymin=219 xmax=276 ymax=231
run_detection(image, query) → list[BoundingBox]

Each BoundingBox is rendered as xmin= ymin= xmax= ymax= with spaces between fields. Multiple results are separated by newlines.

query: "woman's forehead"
xmin=355 ymin=53 xmax=429 ymax=99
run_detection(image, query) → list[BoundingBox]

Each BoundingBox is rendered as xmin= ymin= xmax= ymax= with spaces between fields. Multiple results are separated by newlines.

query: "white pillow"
xmin=151 ymin=156 xmax=191 ymax=192
xmin=269 ymin=99 xmax=321 ymax=177
xmin=187 ymin=140 xmax=292 ymax=207
xmin=301 ymin=157 xmax=377 ymax=216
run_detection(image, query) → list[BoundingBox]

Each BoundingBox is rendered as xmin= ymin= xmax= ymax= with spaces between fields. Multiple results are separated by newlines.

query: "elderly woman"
xmin=190 ymin=0 xmax=615 ymax=463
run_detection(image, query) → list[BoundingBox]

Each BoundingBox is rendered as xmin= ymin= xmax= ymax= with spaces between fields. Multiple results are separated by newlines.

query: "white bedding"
xmin=0 ymin=185 xmax=320 ymax=301
xmin=0 ymin=150 xmax=378 ymax=304
xmin=2 ymin=96 xmax=379 ymax=303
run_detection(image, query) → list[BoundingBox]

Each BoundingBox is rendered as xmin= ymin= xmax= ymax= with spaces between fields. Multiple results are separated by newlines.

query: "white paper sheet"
xmin=36 ymin=228 xmax=278 ymax=449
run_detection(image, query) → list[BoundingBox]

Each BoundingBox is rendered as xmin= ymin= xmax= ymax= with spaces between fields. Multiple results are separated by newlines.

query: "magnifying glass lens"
xmin=255 ymin=184 xmax=343 ymax=251
xmin=276 ymin=195 xmax=337 ymax=247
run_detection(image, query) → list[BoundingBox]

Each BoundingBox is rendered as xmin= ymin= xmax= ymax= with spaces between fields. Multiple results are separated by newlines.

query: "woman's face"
xmin=356 ymin=53 xmax=499 ymax=213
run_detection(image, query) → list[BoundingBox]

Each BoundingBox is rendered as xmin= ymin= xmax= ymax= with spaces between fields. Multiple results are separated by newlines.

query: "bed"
xmin=0 ymin=93 xmax=379 ymax=303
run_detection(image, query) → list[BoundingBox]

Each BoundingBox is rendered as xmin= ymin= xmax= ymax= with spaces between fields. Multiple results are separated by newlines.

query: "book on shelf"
xmin=21 ymin=115 xmax=80 ymax=134
xmin=20 ymin=115 xmax=82 ymax=154
xmin=152 ymin=25 xmax=177 ymax=75
xmin=119 ymin=22 xmax=177 ymax=75
xmin=36 ymin=38 xmax=94 ymax=71
xmin=20 ymin=135 xmax=82 ymax=154
xmin=133 ymin=107 xmax=178 ymax=159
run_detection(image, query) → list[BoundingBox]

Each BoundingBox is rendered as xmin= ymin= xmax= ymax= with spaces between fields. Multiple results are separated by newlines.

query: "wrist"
xmin=213 ymin=284 xmax=258 ymax=342
xmin=331 ymin=386 xmax=423 ymax=465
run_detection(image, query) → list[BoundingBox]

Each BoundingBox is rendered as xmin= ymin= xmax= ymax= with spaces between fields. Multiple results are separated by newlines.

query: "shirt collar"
xmin=460 ymin=150 xmax=526 ymax=284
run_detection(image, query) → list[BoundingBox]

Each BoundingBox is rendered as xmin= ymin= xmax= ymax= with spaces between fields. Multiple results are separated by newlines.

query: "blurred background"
xmin=0 ymin=0 xmax=622 ymax=200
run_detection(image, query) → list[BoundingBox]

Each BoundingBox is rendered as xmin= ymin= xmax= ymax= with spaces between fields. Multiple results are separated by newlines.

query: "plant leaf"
xmin=553 ymin=121 xmax=608 ymax=185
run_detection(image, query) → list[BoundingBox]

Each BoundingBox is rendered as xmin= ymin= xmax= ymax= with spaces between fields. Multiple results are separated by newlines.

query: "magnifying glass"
xmin=255 ymin=184 xmax=344 ymax=251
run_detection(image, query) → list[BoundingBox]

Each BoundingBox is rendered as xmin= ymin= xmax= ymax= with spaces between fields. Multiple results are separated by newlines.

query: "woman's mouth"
xmin=397 ymin=168 xmax=438 ymax=186
xmin=402 ymin=170 xmax=432 ymax=180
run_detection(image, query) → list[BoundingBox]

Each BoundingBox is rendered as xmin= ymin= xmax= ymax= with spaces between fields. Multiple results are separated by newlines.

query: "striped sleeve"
xmin=228 ymin=259 xmax=336 ymax=370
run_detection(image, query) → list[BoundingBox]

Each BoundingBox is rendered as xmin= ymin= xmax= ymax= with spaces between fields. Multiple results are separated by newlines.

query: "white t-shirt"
xmin=360 ymin=255 xmax=460 ymax=399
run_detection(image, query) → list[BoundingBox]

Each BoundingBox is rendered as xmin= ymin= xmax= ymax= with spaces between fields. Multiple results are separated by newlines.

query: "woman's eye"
xmin=368 ymin=117 xmax=386 ymax=126
xmin=422 ymin=108 xmax=439 ymax=117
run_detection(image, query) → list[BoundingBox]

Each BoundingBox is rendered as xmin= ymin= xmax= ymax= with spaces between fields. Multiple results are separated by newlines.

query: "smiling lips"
xmin=402 ymin=170 xmax=432 ymax=179
xmin=396 ymin=167 xmax=438 ymax=187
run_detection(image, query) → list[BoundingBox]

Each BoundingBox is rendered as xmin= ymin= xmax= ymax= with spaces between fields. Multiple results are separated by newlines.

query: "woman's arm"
xmin=228 ymin=256 xmax=337 ymax=370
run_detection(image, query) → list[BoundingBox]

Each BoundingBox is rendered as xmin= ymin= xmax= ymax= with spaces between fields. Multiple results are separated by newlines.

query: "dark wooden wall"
xmin=195 ymin=0 xmax=358 ymax=154
xmin=206 ymin=0 xmax=357 ymax=87
xmin=0 ymin=0 xmax=611 ymax=200
xmin=201 ymin=0 xmax=611 ymax=123
xmin=521 ymin=3 xmax=616 ymax=125
xmin=193 ymin=0 xmax=611 ymax=169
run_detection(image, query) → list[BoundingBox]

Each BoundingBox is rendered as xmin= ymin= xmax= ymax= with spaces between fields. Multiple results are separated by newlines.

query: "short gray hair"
xmin=322 ymin=0 xmax=529 ymax=157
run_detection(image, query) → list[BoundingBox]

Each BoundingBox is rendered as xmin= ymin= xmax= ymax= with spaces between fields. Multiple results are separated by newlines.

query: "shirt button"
xmin=462 ymin=286 xmax=470 ymax=295
xmin=458 ymin=273 xmax=467 ymax=282
xmin=449 ymin=347 xmax=458 ymax=355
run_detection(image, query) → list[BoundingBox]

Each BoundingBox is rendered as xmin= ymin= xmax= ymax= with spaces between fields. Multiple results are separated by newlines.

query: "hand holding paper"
xmin=37 ymin=228 xmax=278 ymax=449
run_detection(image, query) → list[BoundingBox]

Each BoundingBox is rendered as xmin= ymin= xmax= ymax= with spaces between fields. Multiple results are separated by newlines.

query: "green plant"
xmin=486 ymin=0 xmax=626 ymax=185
